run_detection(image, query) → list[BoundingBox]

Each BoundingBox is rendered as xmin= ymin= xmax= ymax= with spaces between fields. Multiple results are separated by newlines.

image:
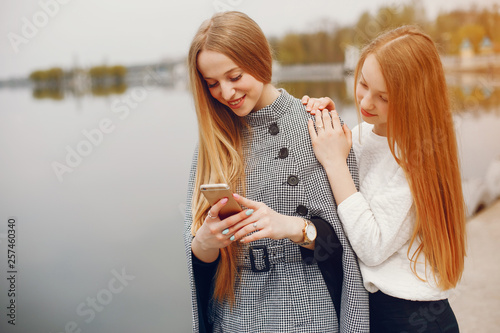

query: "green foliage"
xmin=29 ymin=67 xmax=63 ymax=82
xmin=89 ymin=65 xmax=127 ymax=78
xmin=272 ymin=1 xmax=498 ymax=64
xmin=29 ymin=64 xmax=128 ymax=100
xmin=431 ymin=7 xmax=499 ymax=54
xmin=458 ymin=24 xmax=486 ymax=53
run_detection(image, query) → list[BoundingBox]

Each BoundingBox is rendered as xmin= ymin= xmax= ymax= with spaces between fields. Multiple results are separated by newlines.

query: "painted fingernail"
xmin=230 ymin=235 xmax=235 ymax=241
xmin=232 ymin=193 xmax=239 ymax=199
xmin=222 ymin=228 xmax=229 ymax=235
xmin=245 ymin=209 xmax=254 ymax=216
xmin=220 ymin=198 xmax=228 ymax=204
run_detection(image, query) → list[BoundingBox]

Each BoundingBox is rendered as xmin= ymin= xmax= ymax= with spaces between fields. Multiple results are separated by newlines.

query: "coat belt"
xmin=237 ymin=243 xmax=303 ymax=272
xmin=235 ymin=242 xmax=316 ymax=327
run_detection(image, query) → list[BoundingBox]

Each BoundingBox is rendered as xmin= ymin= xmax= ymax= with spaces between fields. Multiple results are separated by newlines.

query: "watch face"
xmin=306 ymin=225 xmax=317 ymax=240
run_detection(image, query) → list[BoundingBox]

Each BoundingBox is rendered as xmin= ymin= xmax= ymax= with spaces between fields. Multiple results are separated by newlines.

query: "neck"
xmin=253 ymin=84 xmax=280 ymax=111
xmin=373 ymin=124 xmax=387 ymax=137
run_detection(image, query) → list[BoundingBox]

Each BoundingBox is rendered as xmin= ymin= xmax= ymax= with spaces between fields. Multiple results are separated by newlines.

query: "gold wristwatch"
xmin=295 ymin=219 xmax=317 ymax=246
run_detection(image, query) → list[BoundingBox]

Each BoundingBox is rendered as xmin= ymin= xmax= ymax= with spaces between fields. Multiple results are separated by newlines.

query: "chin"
xmin=361 ymin=116 xmax=373 ymax=124
xmin=229 ymin=106 xmax=251 ymax=117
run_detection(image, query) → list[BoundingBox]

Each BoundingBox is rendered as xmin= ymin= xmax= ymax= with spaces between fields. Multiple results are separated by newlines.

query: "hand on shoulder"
xmin=301 ymin=95 xmax=336 ymax=115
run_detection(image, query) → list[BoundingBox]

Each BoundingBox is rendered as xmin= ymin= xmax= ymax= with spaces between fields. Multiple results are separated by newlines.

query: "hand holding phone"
xmin=200 ymin=183 xmax=242 ymax=220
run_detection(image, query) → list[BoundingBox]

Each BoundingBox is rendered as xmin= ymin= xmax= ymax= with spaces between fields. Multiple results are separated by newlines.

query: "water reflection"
xmin=280 ymin=73 xmax=500 ymax=114
xmin=22 ymin=62 xmax=500 ymax=119
xmin=26 ymin=62 xmax=185 ymax=100
xmin=447 ymin=72 xmax=500 ymax=113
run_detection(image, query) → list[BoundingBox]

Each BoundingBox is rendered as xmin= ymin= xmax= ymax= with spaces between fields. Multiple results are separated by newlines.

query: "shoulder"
xmin=288 ymin=92 xmax=309 ymax=116
xmin=279 ymin=90 xmax=313 ymax=126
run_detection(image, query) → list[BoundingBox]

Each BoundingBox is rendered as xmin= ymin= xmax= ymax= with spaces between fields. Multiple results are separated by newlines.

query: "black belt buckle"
xmin=249 ymin=245 xmax=270 ymax=272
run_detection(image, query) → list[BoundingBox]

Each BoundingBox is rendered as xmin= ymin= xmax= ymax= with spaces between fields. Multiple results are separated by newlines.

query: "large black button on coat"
xmin=278 ymin=147 xmax=289 ymax=159
xmin=296 ymin=205 xmax=308 ymax=216
xmin=268 ymin=122 xmax=279 ymax=135
xmin=287 ymin=175 xmax=299 ymax=186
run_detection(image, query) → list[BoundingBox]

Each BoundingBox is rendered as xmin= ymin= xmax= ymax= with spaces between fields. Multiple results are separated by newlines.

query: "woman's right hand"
xmin=191 ymin=197 xmax=254 ymax=263
xmin=301 ymin=95 xmax=336 ymax=115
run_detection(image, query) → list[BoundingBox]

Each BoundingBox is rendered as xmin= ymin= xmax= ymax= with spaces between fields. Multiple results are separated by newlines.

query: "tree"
xmin=458 ymin=24 xmax=486 ymax=53
xmin=276 ymin=33 xmax=306 ymax=64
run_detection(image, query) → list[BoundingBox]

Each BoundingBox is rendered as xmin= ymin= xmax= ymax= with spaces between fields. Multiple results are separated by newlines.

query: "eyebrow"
xmin=360 ymin=72 xmax=388 ymax=95
xmin=203 ymin=67 xmax=240 ymax=80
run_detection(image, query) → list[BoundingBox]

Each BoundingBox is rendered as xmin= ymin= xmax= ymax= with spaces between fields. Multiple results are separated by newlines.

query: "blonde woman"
xmin=183 ymin=11 xmax=369 ymax=333
xmin=304 ymin=26 xmax=466 ymax=332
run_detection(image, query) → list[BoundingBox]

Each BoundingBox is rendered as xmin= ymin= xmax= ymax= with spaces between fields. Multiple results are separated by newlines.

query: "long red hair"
xmin=354 ymin=26 xmax=466 ymax=290
xmin=187 ymin=11 xmax=273 ymax=304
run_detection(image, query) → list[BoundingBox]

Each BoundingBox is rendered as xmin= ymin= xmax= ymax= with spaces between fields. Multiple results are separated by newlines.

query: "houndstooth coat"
xmin=183 ymin=89 xmax=369 ymax=332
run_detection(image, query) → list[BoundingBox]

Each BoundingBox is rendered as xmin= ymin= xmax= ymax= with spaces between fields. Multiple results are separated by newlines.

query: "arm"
xmin=192 ymin=193 xmax=315 ymax=264
xmin=230 ymin=194 xmax=316 ymax=250
xmin=308 ymin=115 xmax=414 ymax=265
xmin=308 ymin=109 xmax=357 ymax=205
xmin=337 ymin=173 xmax=414 ymax=266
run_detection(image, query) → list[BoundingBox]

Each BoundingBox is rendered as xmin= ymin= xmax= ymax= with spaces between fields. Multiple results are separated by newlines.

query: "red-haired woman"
xmin=304 ymin=26 xmax=466 ymax=332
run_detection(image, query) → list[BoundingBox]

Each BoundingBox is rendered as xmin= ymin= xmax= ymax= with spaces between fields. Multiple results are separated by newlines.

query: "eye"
xmin=230 ymin=74 xmax=242 ymax=82
xmin=358 ymin=81 xmax=367 ymax=88
xmin=380 ymin=95 xmax=388 ymax=102
xmin=207 ymin=81 xmax=219 ymax=89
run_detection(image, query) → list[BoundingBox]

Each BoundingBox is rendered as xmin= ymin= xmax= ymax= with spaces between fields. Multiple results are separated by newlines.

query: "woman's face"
xmin=197 ymin=50 xmax=267 ymax=117
xmin=356 ymin=54 xmax=389 ymax=136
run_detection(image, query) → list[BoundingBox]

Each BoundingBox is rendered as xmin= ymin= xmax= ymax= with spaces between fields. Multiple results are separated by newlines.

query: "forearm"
xmin=191 ymin=237 xmax=220 ymax=263
xmin=240 ymin=214 xmax=315 ymax=250
xmin=324 ymin=160 xmax=357 ymax=205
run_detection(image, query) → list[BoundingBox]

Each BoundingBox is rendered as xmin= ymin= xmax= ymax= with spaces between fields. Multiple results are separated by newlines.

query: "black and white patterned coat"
xmin=183 ymin=89 xmax=370 ymax=332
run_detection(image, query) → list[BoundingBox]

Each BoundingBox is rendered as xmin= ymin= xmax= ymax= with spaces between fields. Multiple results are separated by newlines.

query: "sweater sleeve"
xmin=337 ymin=166 xmax=414 ymax=267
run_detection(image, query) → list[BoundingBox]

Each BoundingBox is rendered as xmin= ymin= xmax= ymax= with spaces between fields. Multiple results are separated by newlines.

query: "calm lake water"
xmin=0 ymin=75 xmax=499 ymax=332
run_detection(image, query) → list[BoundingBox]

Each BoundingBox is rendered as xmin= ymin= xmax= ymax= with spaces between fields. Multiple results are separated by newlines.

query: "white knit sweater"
xmin=337 ymin=122 xmax=449 ymax=301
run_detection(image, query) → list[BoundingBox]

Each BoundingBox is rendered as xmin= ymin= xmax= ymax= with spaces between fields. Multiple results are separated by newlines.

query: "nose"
xmin=359 ymin=92 xmax=374 ymax=110
xmin=220 ymin=82 xmax=236 ymax=101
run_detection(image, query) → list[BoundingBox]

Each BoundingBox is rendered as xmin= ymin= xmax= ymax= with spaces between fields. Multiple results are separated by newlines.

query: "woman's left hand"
xmin=228 ymin=193 xmax=305 ymax=244
xmin=308 ymin=109 xmax=352 ymax=168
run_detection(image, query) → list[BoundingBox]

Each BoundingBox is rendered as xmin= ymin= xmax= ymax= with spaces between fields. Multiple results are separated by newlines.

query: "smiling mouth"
xmin=228 ymin=95 xmax=245 ymax=106
xmin=361 ymin=108 xmax=376 ymax=117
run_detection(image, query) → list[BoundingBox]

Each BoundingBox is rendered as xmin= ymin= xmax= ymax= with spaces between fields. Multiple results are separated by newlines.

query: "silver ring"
xmin=207 ymin=211 xmax=217 ymax=219
xmin=253 ymin=222 xmax=258 ymax=229
xmin=316 ymin=125 xmax=324 ymax=129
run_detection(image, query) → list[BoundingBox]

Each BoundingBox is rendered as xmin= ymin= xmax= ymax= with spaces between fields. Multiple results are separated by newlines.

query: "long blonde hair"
xmin=354 ymin=26 xmax=466 ymax=290
xmin=187 ymin=11 xmax=273 ymax=303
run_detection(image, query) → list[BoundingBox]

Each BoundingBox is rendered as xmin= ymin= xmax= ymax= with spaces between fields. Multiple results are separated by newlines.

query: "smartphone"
xmin=200 ymin=183 xmax=242 ymax=220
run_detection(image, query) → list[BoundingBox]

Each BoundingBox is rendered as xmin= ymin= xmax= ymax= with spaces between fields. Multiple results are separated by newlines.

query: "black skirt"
xmin=369 ymin=291 xmax=459 ymax=333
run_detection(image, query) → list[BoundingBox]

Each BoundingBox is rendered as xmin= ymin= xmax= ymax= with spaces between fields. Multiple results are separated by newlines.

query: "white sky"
xmin=0 ymin=0 xmax=497 ymax=79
